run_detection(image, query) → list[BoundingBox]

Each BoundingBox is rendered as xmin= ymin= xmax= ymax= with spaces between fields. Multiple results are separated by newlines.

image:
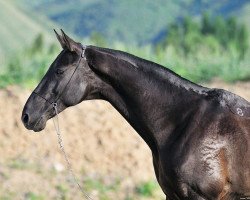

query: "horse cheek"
xmin=64 ymin=82 xmax=87 ymax=106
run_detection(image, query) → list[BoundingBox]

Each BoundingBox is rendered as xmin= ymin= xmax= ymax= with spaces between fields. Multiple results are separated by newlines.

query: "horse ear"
xmin=54 ymin=29 xmax=66 ymax=49
xmin=60 ymin=29 xmax=80 ymax=52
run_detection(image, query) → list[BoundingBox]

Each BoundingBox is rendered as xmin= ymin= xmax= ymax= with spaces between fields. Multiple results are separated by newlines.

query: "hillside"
xmin=15 ymin=0 xmax=250 ymax=45
xmin=0 ymin=1 xmax=56 ymax=60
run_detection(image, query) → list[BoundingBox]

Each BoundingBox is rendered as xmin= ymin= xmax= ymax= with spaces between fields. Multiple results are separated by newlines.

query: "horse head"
xmin=21 ymin=30 xmax=95 ymax=132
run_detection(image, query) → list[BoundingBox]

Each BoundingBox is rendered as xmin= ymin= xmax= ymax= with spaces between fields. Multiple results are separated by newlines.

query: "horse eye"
xmin=55 ymin=68 xmax=64 ymax=75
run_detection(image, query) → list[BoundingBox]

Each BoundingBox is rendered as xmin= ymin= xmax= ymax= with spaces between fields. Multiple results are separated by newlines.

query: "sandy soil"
xmin=0 ymin=80 xmax=249 ymax=199
xmin=0 ymin=86 xmax=158 ymax=200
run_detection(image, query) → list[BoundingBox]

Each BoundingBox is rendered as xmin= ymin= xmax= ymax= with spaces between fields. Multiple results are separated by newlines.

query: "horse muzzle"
xmin=21 ymin=107 xmax=47 ymax=132
xmin=21 ymin=93 xmax=52 ymax=132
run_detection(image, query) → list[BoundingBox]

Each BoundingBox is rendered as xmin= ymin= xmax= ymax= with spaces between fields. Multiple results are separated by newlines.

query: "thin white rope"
xmin=52 ymin=103 xmax=93 ymax=200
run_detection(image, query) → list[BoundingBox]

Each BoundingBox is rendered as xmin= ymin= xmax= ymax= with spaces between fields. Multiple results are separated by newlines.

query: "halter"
xmin=32 ymin=44 xmax=93 ymax=200
xmin=33 ymin=44 xmax=86 ymax=106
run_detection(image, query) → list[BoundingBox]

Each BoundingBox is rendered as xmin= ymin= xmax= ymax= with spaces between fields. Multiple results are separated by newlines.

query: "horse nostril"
xmin=22 ymin=113 xmax=29 ymax=124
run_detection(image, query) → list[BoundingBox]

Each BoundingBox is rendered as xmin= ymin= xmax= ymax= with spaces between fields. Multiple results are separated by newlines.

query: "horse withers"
xmin=22 ymin=30 xmax=250 ymax=200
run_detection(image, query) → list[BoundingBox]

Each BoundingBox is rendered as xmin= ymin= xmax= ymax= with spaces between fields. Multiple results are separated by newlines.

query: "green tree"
xmin=182 ymin=16 xmax=201 ymax=54
xmin=90 ymin=32 xmax=107 ymax=47
xmin=201 ymin=12 xmax=214 ymax=35
xmin=237 ymin=24 xmax=248 ymax=58
xmin=156 ymin=13 xmax=249 ymax=60
xmin=166 ymin=24 xmax=183 ymax=48
xmin=227 ymin=17 xmax=237 ymax=41
xmin=214 ymin=16 xmax=228 ymax=48
xmin=183 ymin=16 xmax=199 ymax=35
xmin=30 ymin=33 xmax=44 ymax=54
xmin=183 ymin=31 xmax=202 ymax=54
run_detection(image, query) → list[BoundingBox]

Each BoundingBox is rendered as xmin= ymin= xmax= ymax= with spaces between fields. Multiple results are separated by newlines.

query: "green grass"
xmin=8 ymin=160 xmax=28 ymax=170
xmin=135 ymin=180 xmax=159 ymax=197
xmin=0 ymin=0 xmax=55 ymax=59
xmin=84 ymin=177 xmax=120 ymax=193
xmin=0 ymin=192 xmax=16 ymax=200
xmin=25 ymin=192 xmax=45 ymax=200
xmin=0 ymin=192 xmax=45 ymax=200
xmin=56 ymin=184 xmax=69 ymax=200
xmin=7 ymin=158 xmax=39 ymax=171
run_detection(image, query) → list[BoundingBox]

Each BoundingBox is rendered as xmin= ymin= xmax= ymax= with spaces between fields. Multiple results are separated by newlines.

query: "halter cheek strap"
xmin=54 ymin=44 xmax=86 ymax=104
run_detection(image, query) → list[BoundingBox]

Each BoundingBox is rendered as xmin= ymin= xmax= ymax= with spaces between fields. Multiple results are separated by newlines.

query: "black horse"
xmin=22 ymin=30 xmax=250 ymax=200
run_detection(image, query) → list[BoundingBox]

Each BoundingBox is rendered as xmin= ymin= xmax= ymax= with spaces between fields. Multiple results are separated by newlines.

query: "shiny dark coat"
xmin=22 ymin=30 xmax=250 ymax=200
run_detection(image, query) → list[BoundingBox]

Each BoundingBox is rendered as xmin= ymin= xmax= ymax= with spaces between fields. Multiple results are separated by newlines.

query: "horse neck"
xmin=85 ymin=47 xmax=208 ymax=153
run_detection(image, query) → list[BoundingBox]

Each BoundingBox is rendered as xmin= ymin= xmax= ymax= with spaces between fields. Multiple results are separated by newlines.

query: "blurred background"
xmin=0 ymin=0 xmax=249 ymax=199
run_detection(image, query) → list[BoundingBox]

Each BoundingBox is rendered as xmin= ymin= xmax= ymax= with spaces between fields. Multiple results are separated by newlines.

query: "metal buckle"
xmin=81 ymin=44 xmax=86 ymax=58
xmin=52 ymin=102 xmax=57 ymax=108
xmin=237 ymin=108 xmax=244 ymax=117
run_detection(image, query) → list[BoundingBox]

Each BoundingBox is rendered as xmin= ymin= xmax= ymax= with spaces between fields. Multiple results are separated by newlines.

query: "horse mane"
xmin=88 ymin=45 xmax=209 ymax=95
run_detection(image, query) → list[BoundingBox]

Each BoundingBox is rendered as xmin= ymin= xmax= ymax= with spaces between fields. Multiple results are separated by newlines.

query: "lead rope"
xmin=52 ymin=103 xmax=93 ymax=200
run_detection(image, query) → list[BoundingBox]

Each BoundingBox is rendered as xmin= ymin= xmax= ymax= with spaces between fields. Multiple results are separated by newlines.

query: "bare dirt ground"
xmin=0 ymin=80 xmax=250 ymax=200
